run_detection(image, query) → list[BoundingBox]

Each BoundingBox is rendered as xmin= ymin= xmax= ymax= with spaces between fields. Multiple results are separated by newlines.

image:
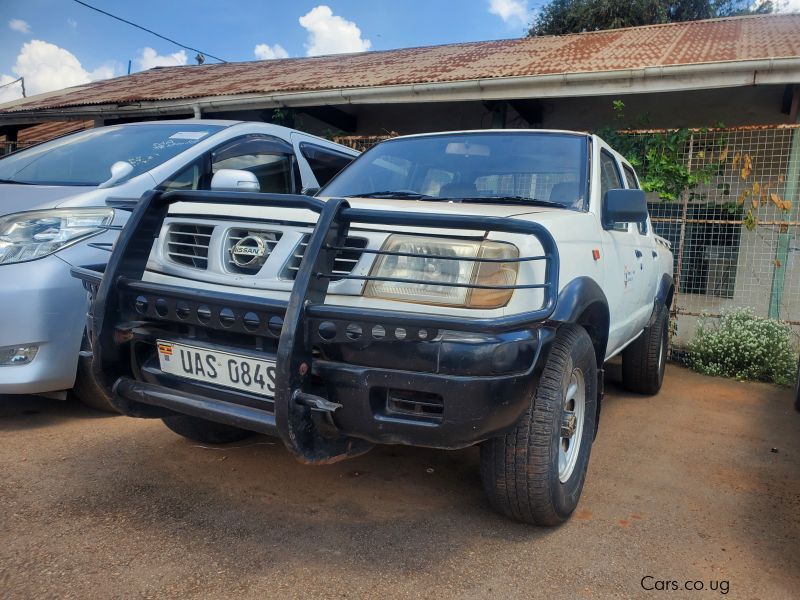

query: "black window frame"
xmin=299 ymin=141 xmax=356 ymax=187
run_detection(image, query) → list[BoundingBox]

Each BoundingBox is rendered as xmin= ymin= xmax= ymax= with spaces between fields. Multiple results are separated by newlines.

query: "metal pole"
xmin=768 ymin=124 xmax=800 ymax=319
xmin=669 ymin=133 xmax=694 ymax=353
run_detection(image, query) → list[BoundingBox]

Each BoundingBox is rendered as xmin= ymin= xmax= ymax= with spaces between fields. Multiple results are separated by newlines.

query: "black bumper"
xmin=107 ymin=324 xmax=556 ymax=449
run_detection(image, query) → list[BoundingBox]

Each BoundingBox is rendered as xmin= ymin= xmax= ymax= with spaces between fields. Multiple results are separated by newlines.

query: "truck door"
xmin=622 ymin=163 xmax=659 ymax=309
xmin=598 ymin=150 xmax=646 ymax=354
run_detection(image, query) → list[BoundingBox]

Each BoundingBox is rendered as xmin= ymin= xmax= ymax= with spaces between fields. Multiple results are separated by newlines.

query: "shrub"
xmin=688 ymin=308 xmax=798 ymax=386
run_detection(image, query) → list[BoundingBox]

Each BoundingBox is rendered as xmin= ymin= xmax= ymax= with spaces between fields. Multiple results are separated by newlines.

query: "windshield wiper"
xmin=0 ymin=178 xmax=31 ymax=185
xmin=347 ymin=191 xmax=435 ymax=200
xmin=449 ymin=196 xmax=570 ymax=209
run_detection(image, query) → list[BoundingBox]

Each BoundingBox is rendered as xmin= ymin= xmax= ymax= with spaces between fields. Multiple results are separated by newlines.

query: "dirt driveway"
xmin=0 ymin=365 xmax=798 ymax=599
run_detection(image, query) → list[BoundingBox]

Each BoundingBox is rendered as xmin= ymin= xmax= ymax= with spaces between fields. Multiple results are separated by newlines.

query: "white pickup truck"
xmin=75 ymin=130 xmax=674 ymax=526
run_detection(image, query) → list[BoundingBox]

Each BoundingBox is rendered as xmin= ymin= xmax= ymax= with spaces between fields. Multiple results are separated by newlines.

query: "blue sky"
xmin=0 ymin=0 xmax=541 ymax=102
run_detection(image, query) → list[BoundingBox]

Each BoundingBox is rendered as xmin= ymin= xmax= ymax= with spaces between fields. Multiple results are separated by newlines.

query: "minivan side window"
xmin=161 ymin=134 xmax=296 ymax=193
xmin=300 ymin=142 xmax=355 ymax=186
xmin=212 ymin=136 xmax=294 ymax=193
xmin=600 ymin=150 xmax=629 ymax=232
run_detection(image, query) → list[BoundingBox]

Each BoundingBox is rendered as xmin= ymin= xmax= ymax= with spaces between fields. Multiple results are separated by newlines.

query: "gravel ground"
xmin=0 ymin=365 xmax=798 ymax=599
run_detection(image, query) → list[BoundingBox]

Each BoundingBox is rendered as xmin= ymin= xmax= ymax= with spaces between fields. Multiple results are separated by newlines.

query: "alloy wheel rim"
xmin=558 ymin=368 xmax=585 ymax=483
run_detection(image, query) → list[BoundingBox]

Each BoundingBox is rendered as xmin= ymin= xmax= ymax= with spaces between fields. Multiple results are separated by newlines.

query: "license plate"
xmin=156 ymin=340 xmax=276 ymax=397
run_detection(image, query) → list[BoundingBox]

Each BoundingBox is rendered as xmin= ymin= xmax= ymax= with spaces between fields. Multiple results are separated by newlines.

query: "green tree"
xmin=528 ymin=0 xmax=774 ymax=37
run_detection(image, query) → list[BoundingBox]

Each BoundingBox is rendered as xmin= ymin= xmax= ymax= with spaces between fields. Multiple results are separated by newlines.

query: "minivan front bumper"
xmin=0 ymin=255 xmax=87 ymax=394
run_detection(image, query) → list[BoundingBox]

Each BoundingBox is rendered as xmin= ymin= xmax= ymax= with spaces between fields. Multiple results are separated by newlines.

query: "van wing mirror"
xmin=603 ymin=189 xmax=648 ymax=229
xmin=301 ymin=186 xmax=320 ymax=197
xmin=210 ymin=169 xmax=260 ymax=192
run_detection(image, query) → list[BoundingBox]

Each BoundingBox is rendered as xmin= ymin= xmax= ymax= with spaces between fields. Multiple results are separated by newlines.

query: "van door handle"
xmin=634 ymin=249 xmax=643 ymax=258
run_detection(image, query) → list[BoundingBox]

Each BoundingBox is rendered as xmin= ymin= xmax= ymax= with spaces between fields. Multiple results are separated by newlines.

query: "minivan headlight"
xmin=0 ymin=208 xmax=114 ymax=265
xmin=364 ymin=234 xmax=519 ymax=308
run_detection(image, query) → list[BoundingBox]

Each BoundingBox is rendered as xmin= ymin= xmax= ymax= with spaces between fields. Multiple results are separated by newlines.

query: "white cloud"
xmin=488 ymin=0 xmax=529 ymax=26
xmin=777 ymin=0 xmax=800 ymax=11
xmin=136 ymin=47 xmax=188 ymax=70
xmin=67 ymin=18 xmax=78 ymax=28
xmin=9 ymin=19 xmax=31 ymax=34
xmin=0 ymin=39 xmax=116 ymax=104
xmin=298 ymin=5 xmax=371 ymax=57
xmin=254 ymin=43 xmax=289 ymax=60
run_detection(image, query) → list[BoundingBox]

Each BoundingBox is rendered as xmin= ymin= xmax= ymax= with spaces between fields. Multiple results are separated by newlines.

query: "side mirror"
xmin=98 ymin=161 xmax=134 ymax=189
xmin=603 ymin=189 xmax=648 ymax=229
xmin=301 ymin=186 xmax=320 ymax=197
xmin=210 ymin=169 xmax=260 ymax=192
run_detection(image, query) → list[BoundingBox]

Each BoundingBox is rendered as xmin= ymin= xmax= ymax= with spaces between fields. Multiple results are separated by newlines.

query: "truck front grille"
xmin=166 ymin=224 xmax=214 ymax=269
xmin=284 ymin=235 xmax=367 ymax=281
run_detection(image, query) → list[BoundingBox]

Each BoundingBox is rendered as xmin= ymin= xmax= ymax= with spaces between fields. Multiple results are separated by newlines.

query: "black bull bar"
xmin=72 ymin=190 xmax=560 ymax=463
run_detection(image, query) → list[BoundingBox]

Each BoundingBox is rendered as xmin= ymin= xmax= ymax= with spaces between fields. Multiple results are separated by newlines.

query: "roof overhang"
xmin=1 ymin=57 xmax=799 ymax=125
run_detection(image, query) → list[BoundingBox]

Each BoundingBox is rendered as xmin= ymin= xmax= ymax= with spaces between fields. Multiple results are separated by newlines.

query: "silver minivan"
xmin=0 ymin=119 xmax=358 ymax=410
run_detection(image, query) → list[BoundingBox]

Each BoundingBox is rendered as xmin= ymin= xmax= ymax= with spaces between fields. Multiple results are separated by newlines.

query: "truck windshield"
xmin=321 ymin=132 xmax=589 ymax=209
xmin=0 ymin=123 xmax=224 ymax=186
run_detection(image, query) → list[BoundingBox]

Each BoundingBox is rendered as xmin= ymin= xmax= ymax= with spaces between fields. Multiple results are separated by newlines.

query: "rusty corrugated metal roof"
xmin=16 ymin=120 xmax=94 ymax=141
xmin=2 ymin=14 xmax=799 ymax=114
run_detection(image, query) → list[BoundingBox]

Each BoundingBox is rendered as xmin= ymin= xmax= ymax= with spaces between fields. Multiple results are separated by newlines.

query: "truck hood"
xmin=0 ymin=183 xmax=97 ymax=215
xmin=171 ymin=195 xmax=565 ymax=225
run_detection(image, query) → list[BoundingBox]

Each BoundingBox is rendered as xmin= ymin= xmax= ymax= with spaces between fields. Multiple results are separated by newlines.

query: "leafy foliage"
xmin=528 ymin=0 xmax=774 ymax=36
xmin=595 ymin=101 xmax=722 ymax=201
xmin=688 ymin=308 xmax=798 ymax=386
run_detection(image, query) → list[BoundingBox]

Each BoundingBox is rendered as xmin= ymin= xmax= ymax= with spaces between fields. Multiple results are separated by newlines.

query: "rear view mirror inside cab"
xmin=445 ymin=142 xmax=490 ymax=156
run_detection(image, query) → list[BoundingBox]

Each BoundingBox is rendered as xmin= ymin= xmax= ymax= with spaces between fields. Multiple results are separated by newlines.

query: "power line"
xmin=0 ymin=77 xmax=26 ymax=97
xmin=71 ymin=0 xmax=227 ymax=64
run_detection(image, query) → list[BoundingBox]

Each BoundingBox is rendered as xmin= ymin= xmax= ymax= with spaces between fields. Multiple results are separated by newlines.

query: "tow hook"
xmin=293 ymin=390 xmax=342 ymax=413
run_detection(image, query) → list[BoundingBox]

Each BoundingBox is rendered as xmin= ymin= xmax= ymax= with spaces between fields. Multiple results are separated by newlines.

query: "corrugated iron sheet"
xmin=2 ymin=14 xmax=799 ymax=114
xmin=16 ymin=120 xmax=94 ymax=141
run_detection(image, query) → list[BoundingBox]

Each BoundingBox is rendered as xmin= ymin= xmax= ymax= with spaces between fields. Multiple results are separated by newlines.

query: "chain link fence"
xmin=622 ymin=125 xmax=800 ymax=354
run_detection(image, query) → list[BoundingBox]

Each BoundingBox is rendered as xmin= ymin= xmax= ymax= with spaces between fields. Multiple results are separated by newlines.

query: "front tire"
xmin=622 ymin=303 xmax=669 ymax=395
xmin=162 ymin=415 xmax=255 ymax=444
xmin=480 ymin=324 xmax=598 ymax=526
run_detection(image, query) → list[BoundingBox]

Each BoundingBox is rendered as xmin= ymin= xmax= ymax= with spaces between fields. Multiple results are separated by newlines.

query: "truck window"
xmin=600 ymin=151 xmax=629 ymax=232
xmin=300 ymin=143 xmax=355 ymax=186
xmin=622 ymin=164 xmax=648 ymax=235
xmin=622 ymin=164 xmax=639 ymax=189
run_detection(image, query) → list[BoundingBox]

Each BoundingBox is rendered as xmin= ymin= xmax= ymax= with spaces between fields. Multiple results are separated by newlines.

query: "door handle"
xmin=634 ymin=249 xmax=643 ymax=258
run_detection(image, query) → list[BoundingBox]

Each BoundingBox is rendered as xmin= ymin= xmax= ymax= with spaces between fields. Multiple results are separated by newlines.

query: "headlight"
xmin=364 ymin=234 xmax=519 ymax=308
xmin=0 ymin=208 xmax=114 ymax=265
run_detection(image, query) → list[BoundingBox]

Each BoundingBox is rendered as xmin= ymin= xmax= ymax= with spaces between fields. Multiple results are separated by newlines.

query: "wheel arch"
xmin=550 ymin=277 xmax=610 ymax=368
xmin=656 ymin=273 xmax=675 ymax=309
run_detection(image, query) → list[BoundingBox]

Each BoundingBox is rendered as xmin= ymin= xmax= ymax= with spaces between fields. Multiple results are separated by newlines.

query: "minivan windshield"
xmin=321 ymin=132 xmax=589 ymax=209
xmin=0 ymin=123 xmax=224 ymax=186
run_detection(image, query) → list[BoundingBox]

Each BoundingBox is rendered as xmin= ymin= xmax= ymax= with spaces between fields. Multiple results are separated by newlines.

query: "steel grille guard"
xmin=72 ymin=190 xmax=560 ymax=463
